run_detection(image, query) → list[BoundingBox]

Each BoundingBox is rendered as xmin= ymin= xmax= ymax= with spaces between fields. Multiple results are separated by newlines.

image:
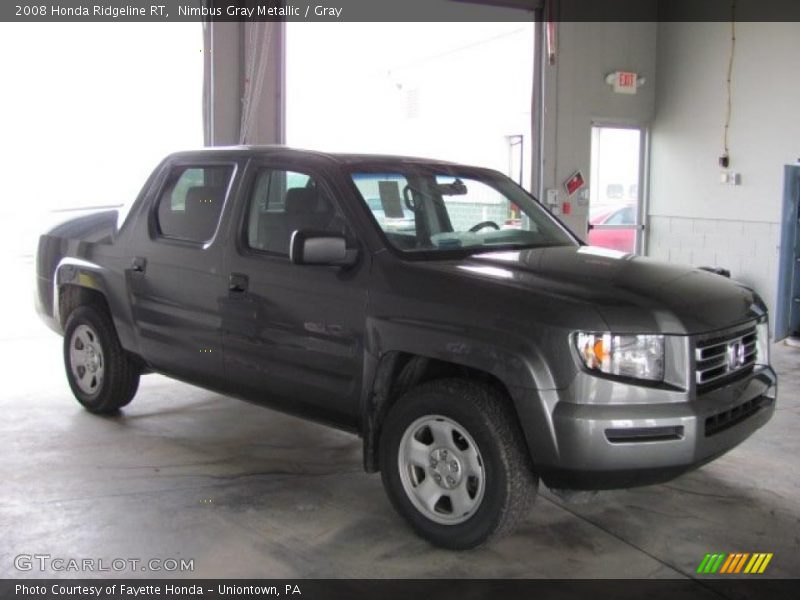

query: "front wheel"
xmin=379 ymin=379 xmax=538 ymax=549
xmin=63 ymin=305 xmax=140 ymax=414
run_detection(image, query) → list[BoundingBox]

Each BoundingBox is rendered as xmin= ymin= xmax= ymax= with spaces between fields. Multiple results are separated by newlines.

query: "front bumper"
xmin=535 ymin=365 xmax=777 ymax=490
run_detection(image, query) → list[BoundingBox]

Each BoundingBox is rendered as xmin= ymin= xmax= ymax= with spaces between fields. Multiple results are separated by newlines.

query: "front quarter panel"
xmin=363 ymin=313 xmax=568 ymax=472
xmin=362 ymin=252 xmax=610 ymax=471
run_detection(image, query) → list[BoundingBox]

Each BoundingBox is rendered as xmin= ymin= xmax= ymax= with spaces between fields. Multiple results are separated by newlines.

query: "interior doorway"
xmin=587 ymin=125 xmax=646 ymax=254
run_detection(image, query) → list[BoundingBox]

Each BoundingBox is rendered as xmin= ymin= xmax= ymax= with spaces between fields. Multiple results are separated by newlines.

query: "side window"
xmin=246 ymin=168 xmax=344 ymax=256
xmin=156 ymin=165 xmax=233 ymax=243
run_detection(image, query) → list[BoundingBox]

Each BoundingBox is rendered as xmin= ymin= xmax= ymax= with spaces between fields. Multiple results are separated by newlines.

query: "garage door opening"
xmin=0 ymin=22 xmax=204 ymax=258
xmin=286 ymin=21 xmax=536 ymax=190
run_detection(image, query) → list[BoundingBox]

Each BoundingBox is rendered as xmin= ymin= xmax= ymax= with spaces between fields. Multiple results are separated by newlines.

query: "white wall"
xmin=541 ymin=20 xmax=658 ymax=235
xmin=649 ymin=21 xmax=800 ymax=316
xmin=0 ymin=23 xmax=203 ymax=259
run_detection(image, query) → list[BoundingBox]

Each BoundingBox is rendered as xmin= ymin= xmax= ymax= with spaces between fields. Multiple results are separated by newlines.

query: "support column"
xmin=203 ymin=19 xmax=285 ymax=146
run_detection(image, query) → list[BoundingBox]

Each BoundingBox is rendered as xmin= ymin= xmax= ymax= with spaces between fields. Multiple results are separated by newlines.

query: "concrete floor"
xmin=1 ymin=257 xmax=799 ymax=579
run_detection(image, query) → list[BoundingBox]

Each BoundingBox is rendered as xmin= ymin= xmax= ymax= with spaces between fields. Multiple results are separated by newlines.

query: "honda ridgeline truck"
xmin=35 ymin=147 xmax=777 ymax=548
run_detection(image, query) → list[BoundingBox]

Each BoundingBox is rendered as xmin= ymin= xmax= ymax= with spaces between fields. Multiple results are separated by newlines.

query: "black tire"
xmin=63 ymin=305 xmax=140 ymax=414
xmin=379 ymin=378 xmax=538 ymax=549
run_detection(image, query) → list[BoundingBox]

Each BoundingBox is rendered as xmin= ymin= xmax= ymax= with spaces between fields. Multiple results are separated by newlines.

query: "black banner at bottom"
xmin=1 ymin=579 xmax=800 ymax=600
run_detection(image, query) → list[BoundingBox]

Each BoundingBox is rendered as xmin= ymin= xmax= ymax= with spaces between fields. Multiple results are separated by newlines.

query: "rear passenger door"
xmin=126 ymin=160 xmax=237 ymax=390
xmin=221 ymin=161 xmax=368 ymax=429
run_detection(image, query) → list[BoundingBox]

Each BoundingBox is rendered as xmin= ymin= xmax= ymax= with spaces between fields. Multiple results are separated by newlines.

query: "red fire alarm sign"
xmin=564 ymin=170 xmax=585 ymax=196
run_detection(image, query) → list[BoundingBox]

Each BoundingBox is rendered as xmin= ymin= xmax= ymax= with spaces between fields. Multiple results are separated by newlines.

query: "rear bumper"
xmin=34 ymin=274 xmax=61 ymax=334
xmin=536 ymin=366 xmax=777 ymax=490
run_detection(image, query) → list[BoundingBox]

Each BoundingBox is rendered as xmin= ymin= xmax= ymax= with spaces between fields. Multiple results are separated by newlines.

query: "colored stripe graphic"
xmin=698 ymin=552 xmax=773 ymax=574
xmin=753 ymin=552 xmax=772 ymax=573
xmin=711 ymin=554 xmax=726 ymax=573
xmin=697 ymin=553 xmax=727 ymax=574
xmin=745 ymin=554 xmax=761 ymax=573
xmin=719 ymin=553 xmax=734 ymax=573
xmin=722 ymin=553 xmax=740 ymax=573
xmin=697 ymin=554 xmax=712 ymax=574
xmin=734 ymin=553 xmax=750 ymax=573
xmin=719 ymin=554 xmax=736 ymax=573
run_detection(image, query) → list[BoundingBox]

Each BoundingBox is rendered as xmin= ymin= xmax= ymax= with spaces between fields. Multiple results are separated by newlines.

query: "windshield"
xmin=349 ymin=166 xmax=577 ymax=256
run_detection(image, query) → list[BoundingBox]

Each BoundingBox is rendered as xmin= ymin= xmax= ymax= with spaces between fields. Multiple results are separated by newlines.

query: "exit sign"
xmin=613 ymin=71 xmax=638 ymax=94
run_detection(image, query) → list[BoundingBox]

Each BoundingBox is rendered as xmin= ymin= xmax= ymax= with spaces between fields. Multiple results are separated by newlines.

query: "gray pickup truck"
xmin=35 ymin=147 xmax=777 ymax=549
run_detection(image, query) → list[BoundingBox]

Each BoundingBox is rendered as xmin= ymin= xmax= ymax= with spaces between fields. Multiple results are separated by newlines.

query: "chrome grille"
xmin=695 ymin=323 xmax=758 ymax=390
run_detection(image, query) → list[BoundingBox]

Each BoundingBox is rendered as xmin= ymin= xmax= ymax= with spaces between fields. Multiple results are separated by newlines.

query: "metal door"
xmin=587 ymin=125 xmax=647 ymax=254
xmin=775 ymin=164 xmax=800 ymax=340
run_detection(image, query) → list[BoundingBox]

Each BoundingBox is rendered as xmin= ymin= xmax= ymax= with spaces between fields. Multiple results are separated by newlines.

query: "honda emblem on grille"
xmin=726 ymin=341 xmax=746 ymax=370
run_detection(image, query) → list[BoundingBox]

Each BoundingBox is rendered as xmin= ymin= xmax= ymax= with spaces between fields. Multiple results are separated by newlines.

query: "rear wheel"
xmin=63 ymin=305 xmax=140 ymax=414
xmin=379 ymin=378 xmax=538 ymax=549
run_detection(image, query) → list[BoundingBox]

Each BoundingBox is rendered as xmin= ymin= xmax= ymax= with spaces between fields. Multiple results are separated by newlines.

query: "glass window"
xmin=155 ymin=166 xmax=232 ymax=243
xmin=246 ymin=169 xmax=344 ymax=256
xmin=350 ymin=167 xmax=576 ymax=256
xmin=353 ymin=174 xmax=416 ymax=234
xmin=604 ymin=206 xmax=635 ymax=226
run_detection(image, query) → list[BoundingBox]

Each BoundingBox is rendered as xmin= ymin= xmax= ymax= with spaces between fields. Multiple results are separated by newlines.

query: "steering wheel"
xmin=469 ymin=220 xmax=500 ymax=233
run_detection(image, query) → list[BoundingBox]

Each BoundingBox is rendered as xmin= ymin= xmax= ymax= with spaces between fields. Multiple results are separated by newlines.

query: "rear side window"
xmin=155 ymin=165 xmax=233 ymax=243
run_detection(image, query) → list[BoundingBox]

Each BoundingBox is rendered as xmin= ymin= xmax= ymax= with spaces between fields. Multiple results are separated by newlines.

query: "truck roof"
xmin=165 ymin=145 xmax=465 ymax=169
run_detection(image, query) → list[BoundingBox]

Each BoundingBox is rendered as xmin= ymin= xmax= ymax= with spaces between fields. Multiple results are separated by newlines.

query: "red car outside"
xmin=587 ymin=204 xmax=636 ymax=253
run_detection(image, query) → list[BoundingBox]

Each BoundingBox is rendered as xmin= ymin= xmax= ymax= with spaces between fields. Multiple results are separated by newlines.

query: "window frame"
xmin=588 ymin=121 xmax=649 ymax=255
xmin=149 ymin=161 xmax=238 ymax=248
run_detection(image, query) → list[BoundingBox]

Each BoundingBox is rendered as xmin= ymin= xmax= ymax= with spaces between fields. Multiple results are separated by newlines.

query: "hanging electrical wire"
xmin=721 ymin=0 xmax=736 ymax=166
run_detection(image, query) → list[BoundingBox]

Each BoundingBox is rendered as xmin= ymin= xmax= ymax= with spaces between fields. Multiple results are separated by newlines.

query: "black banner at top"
xmin=3 ymin=0 xmax=800 ymax=22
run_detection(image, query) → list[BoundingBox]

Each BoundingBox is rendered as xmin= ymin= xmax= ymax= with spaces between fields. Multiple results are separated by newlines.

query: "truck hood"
xmin=425 ymin=245 xmax=765 ymax=335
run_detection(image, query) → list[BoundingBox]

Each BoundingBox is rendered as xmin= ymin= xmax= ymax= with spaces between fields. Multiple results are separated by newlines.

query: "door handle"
xmin=131 ymin=257 xmax=147 ymax=273
xmin=229 ymin=273 xmax=249 ymax=293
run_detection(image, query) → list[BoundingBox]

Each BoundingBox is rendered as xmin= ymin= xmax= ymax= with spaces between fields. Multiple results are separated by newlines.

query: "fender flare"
xmin=53 ymin=257 xmax=107 ymax=327
xmin=53 ymin=258 xmax=139 ymax=355
xmin=360 ymin=316 xmax=564 ymax=472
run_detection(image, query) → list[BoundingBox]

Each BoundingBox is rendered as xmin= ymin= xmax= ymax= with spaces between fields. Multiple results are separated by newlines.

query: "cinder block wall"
xmin=649 ymin=20 xmax=800 ymax=319
xmin=648 ymin=216 xmax=780 ymax=313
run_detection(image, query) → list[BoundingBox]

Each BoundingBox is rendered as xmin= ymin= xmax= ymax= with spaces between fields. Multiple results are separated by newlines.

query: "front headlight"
xmin=755 ymin=319 xmax=770 ymax=366
xmin=575 ymin=332 xmax=665 ymax=382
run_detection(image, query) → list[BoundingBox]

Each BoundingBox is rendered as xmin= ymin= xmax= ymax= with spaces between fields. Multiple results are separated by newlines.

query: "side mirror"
xmin=289 ymin=230 xmax=358 ymax=267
